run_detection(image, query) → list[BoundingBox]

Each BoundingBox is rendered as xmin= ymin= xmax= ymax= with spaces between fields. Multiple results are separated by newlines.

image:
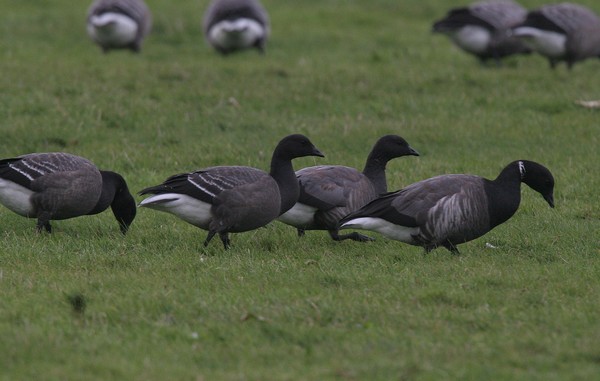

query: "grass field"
xmin=1 ymin=0 xmax=599 ymax=379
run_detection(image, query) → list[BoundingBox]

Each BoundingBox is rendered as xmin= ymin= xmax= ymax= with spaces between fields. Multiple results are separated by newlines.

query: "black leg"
xmin=328 ymin=230 xmax=374 ymax=242
xmin=204 ymin=231 xmax=217 ymax=247
xmin=219 ymin=232 xmax=230 ymax=250
xmin=444 ymin=242 xmax=460 ymax=255
xmin=297 ymin=228 xmax=305 ymax=237
xmin=36 ymin=217 xmax=51 ymax=233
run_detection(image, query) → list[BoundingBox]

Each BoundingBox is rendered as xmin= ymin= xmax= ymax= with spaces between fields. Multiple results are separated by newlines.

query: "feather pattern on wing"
xmin=139 ymin=166 xmax=270 ymax=204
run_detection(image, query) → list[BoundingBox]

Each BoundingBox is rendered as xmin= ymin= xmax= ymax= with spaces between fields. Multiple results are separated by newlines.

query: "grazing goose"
xmin=433 ymin=0 xmax=531 ymax=64
xmin=138 ymin=134 xmax=323 ymax=249
xmin=277 ymin=135 xmax=419 ymax=242
xmin=87 ymin=0 xmax=152 ymax=53
xmin=0 ymin=153 xmax=136 ymax=234
xmin=339 ymin=160 xmax=555 ymax=254
xmin=512 ymin=3 xmax=600 ymax=69
xmin=202 ymin=0 xmax=270 ymax=55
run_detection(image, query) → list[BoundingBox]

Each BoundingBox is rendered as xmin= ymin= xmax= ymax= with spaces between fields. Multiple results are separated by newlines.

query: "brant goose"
xmin=339 ymin=160 xmax=555 ymax=254
xmin=87 ymin=0 xmax=152 ymax=53
xmin=433 ymin=0 xmax=531 ymax=64
xmin=512 ymin=3 xmax=600 ymax=69
xmin=202 ymin=0 xmax=270 ymax=55
xmin=138 ymin=134 xmax=324 ymax=249
xmin=0 ymin=153 xmax=136 ymax=233
xmin=278 ymin=135 xmax=419 ymax=242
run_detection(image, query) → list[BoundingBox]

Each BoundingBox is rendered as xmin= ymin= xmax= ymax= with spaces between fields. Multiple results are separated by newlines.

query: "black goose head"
xmin=370 ymin=135 xmax=420 ymax=162
xmin=272 ymin=134 xmax=324 ymax=161
xmin=88 ymin=171 xmax=137 ymax=234
xmin=518 ymin=160 xmax=555 ymax=208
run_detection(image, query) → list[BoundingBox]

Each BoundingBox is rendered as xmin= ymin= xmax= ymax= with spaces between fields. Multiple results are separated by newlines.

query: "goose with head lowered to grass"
xmin=512 ymin=3 xmax=600 ymax=69
xmin=203 ymin=0 xmax=270 ymax=55
xmin=0 ymin=152 xmax=137 ymax=234
xmin=339 ymin=160 xmax=555 ymax=254
xmin=87 ymin=0 xmax=152 ymax=53
xmin=433 ymin=0 xmax=531 ymax=65
xmin=138 ymin=134 xmax=324 ymax=249
xmin=277 ymin=135 xmax=419 ymax=242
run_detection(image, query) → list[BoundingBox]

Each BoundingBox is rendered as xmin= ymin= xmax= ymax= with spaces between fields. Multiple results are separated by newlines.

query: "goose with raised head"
xmin=203 ymin=0 xmax=270 ymax=55
xmin=339 ymin=160 xmax=555 ymax=254
xmin=0 ymin=152 xmax=137 ymax=233
xmin=433 ymin=0 xmax=531 ymax=64
xmin=278 ymin=135 xmax=419 ymax=242
xmin=512 ymin=3 xmax=600 ymax=69
xmin=139 ymin=134 xmax=324 ymax=249
xmin=87 ymin=0 xmax=152 ymax=53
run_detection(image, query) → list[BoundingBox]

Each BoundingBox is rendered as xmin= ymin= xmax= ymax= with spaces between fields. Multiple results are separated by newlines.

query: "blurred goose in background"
xmin=87 ymin=0 xmax=152 ymax=53
xmin=0 ymin=153 xmax=136 ymax=234
xmin=512 ymin=2 xmax=600 ymax=69
xmin=433 ymin=0 xmax=531 ymax=64
xmin=203 ymin=0 xmax=270 ymax=55
xmin=139 ymin=135 xmax=323 ymax=249
xmin=278 ymin=135 xmax=419 ymax=242
xmin=339 ymin=160 xmax=555 ymax=254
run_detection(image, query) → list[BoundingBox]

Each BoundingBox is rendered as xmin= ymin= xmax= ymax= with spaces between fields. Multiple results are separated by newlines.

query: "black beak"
xmin=409 ymin=146 xmax=420 ymax=156
xmin=312 ymin=148 xmax=325 ymax=158
xmin=544 ymin=193 xmax=555 ymax=208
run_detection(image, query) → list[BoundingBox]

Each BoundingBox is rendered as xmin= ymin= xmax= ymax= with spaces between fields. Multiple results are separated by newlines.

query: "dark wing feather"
xmin=434 ymin=7 xmax=495 ymax=31
xmin=470 ymin=1 xmax=527 ymax=29
xmin=387 ymin=175 xmax=477 ymax=218
xmin=139 ymin=166 xmax=269 ymax=204
xmin=0 ymin=157 xmax=33 ymax=189
xmin=297 ymin=166 xmax=367 ymax=210
xmin=203 ymin=0 xmax=269 ymax=32
xmin=88 ymin=0 xmax=151 ymax=38
xmin=339 ymin=190 xmax=418 ymax=228
xmin=540 ymin=3 xmax=600 ymax=34
xmin=0 ymin=153 xmax=96 ymax=190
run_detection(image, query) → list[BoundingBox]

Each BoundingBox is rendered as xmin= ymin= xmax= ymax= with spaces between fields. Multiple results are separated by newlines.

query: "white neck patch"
xmin=518 ymin=161 xmax=526 ymax=179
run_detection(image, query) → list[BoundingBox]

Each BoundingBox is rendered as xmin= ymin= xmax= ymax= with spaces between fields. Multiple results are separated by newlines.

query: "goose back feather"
xmin=0 ymin=153 xmax=136 ymax=233
xmin=139 ymin=134 xmax=323 ymax=249
xmin=339 ymin=160 xmax=555 ymax=254
xmin=278 ymin=135 xmax=419 ymax=242
xmin=512 ymin=3 xmax=600 ymax=68
xmin=203 ymin=0 xmax=270 ymax=54
xmin=87 ymin=0 xmax=152 ymax=52
xmin=433 ymin=0 xmax=531 ymax=64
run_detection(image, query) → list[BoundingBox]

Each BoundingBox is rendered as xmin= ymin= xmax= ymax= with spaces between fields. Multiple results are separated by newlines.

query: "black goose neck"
xmin=87 ymin=171 xmax=122 ymax=215
xmin=270 ymin=154 xmax=299 ymax=215
xmin=363 ymin=154 xmax=389 ymax=194
xmin=493 ymin=162 xmax=523 ymax=187
xmin=486 ymin=162 xmax=523 ymax=228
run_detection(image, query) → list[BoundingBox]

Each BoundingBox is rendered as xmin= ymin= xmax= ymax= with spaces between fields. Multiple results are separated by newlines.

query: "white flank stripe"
xmin=21 ymin=161 xmax=47 ymax=176
xmin=188 ymin=177 xmax=216 ymax=197
xmin=9 ymin=165 xmax=35 ymax=180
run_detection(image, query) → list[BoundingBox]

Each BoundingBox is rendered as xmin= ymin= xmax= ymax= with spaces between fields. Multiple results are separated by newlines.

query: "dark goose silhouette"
xmin=87 ymin=0 xmax=152 ymax=53
xmin=339 ymin=160 xmax=555 ymax=254
xmin=139 ymin=134 xmax=323 ymax=249
xmin=278 ymin=135 xmax=419 ymax=242
xmin=512 ymin=2 xmax=600 ymax=69
xmin=0 ymin=152 xmax=136 ymax=233
xmin=203 ymin=0 xmax=270 ymax=55
xmin=433 ymin=0 xmax=531 ymax=64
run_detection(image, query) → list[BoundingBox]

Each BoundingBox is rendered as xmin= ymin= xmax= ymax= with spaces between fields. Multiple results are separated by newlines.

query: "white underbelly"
xmin=139 ymin=193 xmax=212 ymax=229
xmin=208 ymin=18 xmax=265 ymax=50
xmin=341 ymin=217 xmax=419 ymax=243
xmin=512 ymin=27 xmax=566 ymax=57
xmin=0 ymin=179 xmax=34 ymax=217
xmin=452 ymin=26 xmax=491 ymax=54
xmin=277 ymin=203 xmax=318 ymax=227
xmin=87 ymin=13 xmax=138 ymax=46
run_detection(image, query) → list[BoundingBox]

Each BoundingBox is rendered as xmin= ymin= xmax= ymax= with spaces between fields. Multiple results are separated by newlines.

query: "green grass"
xmin=1 ymin=0 xmax=599 ymax=379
